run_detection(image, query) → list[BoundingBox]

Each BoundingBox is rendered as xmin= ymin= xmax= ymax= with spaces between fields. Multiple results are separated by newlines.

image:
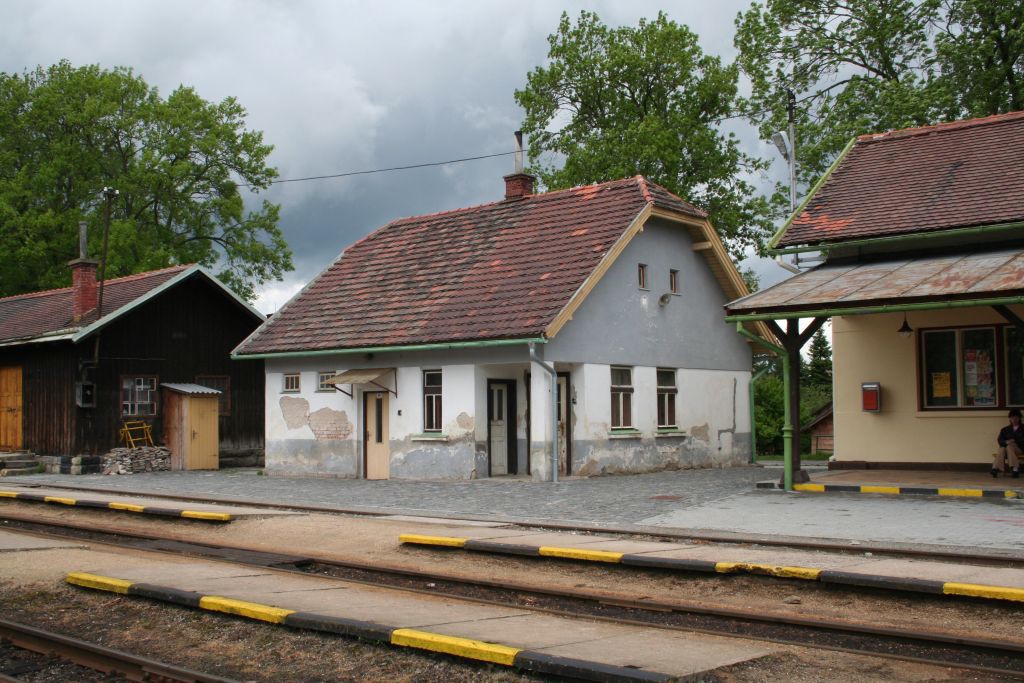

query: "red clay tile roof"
xmin=776 ymin=111 xmax=1024 ymax=248
xmin=0 ymin=265 xmax=191 ymax=344
xmin=236 ymin=176 xmax=704 ymax=354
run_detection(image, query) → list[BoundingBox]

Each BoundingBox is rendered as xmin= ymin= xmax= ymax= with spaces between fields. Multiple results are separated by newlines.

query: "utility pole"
xmin=96 ymin=186 xmax=119 ymax=320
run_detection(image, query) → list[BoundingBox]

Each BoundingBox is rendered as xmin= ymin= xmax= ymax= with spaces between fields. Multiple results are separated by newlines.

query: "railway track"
xmin=0 ymin=618 xmax=238 ymax=682
xmin=5 ymin=512 xmax=1023 ymax=678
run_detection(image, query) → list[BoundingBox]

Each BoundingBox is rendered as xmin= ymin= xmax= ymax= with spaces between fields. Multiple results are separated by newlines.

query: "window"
xmin=657 ymin=369 xmax=677 ymax=428
xmin=317 ymin=371 xmax=337 ymax=392
xmin=423 ymin=370 xmax=442 ymax=432
xmin=611 ymin=367 xmax=633 ymax=428
xmin=637 ymin=264 xmax=648 ymax=289
xmin=121 ymin=376 xmax=157 ymax=416
xmin=196 ymin=375 xmax=231 ymax=416
xmin=282 ymin=373 xmax=300 ymax=393
xmin=669 ymin=269 xmax=679 ymax=294
xmin=1007 ymin=328 xmax=1024 ymax=406
xmin=922 ymin=327 xmax=996 ymax=408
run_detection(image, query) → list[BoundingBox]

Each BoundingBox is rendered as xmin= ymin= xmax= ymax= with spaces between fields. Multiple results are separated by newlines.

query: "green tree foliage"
xmin=804 ymin=328 xmax=833 ymax=394
xmin=734 ymin=0 xmax=1024 ymax=195
xmin=0 ymin=61 xmax=292 ymax=299
xmin=516 ymin=11 xmax=774 ymax=259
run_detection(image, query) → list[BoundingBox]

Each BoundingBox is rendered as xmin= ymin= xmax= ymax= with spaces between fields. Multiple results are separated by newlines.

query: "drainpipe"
xmin=749 ymin=365 xmax=772 ymax=463
xmin=735 ymin=323 xmax=792 ymax=490
xmin=528 ymin=342 xmax=558 ymax=482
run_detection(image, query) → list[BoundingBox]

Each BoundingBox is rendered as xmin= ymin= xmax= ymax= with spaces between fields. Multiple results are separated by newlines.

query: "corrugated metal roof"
xmin=727 ymin=246 xmax=1024 ymax=315
xmin=161 ymin=383 xmax=222 ymax=395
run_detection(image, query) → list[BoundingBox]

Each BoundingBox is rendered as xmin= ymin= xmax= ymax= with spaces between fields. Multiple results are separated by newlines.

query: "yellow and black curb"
xmin=66 ymin=572 xmax=674 ymax=682
xmin=0 ymin=490 xmax=232 ymax=522
xmin=399 ymin=534 xmax=1024 ymax=604
xmin=755 ymin=481 xmax=1019 ymax=498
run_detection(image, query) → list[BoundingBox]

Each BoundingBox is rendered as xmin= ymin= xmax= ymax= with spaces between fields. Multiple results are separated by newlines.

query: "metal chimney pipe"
xmin=514 ymin=131 xmax=524 ymax=173
xmin=78 ymin=221 xmax=88 ymax=259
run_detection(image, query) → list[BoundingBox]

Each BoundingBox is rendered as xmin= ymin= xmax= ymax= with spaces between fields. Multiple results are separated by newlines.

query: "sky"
xmin=2 ymin=0 xmax=796 ymax=313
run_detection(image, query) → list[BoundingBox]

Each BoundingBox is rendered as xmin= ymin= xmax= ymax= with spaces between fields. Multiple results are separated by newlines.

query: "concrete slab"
xmin=532 ymin=630 xmax=771 ymax=677
xmin=834 ymin=558 xmax=1024 ymax=588
xmin=424 ymin=612 xmax=643 ymax=650
xmin=0 ymin=529 xmax=86 ymax=552
xmin=381 ymin=515 xmax=509 ymax=527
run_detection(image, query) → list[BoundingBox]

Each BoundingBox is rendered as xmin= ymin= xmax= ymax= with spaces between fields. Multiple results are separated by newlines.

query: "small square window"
xmin=669 ymin=269 xmax=679 ymax=294
xmin=637 ymin=264 xmax=648 ymax=289
xmin=282 ymin=373 xmax=300 ymax=393
xmin=317 ymin=371 xmax=337 ymax=392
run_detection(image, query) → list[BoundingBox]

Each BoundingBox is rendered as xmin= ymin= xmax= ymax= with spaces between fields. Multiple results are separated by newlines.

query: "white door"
xmin=489 ymin=383 xmax=508 ymax=475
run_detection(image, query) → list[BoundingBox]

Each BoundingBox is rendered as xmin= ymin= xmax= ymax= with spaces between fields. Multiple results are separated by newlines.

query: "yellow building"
xmin=726 ymin=111 xmax=1024 ymax=486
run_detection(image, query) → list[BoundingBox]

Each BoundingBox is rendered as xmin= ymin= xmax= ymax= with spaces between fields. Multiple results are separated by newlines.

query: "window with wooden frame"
xmin=196 ymin=375 xmax=231 ymax=416
xmin=282 ymin=373 xmax=300 ymax=393
xmin=637 ymin=263 xmax=648 ymax=289
xmin=610 ymin=366 xmax=633 ymax=428
xmin=656 ymin=369 xmax=677 ymax=428
xmin=121 ymin=376 xmax=157 ymax=416
xmin=317 ymin=371 xmax=337 ymax=392
xmin=921 ymin=327 xmax=998 ymax=408
xmin=669 ymin=269 xmax=679 ymax=294
xmin=423 ymin=370 xmax=442 ymax=432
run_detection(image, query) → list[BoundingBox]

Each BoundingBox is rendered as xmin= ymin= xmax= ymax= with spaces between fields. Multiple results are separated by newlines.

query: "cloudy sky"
xmin=3 ymin=0 xmax=795 ymax=313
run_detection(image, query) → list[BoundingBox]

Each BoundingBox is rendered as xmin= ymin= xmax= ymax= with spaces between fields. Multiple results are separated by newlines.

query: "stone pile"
xmin=101 ymin=446 xmax=172 ymax=475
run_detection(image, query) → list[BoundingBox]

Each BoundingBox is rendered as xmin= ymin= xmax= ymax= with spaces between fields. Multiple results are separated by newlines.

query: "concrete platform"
xmin=758 ymin=469 xmax=1024 ymax=499
xmin=400 ymin=529 xmax=1024 ymax=603
xmin=66 ymin=560 xmax=771 ymax=682
xmin=0 ymin=484 xmax=298 ymax=522
xmin=0 ymin=529 xmax=87 ymax=552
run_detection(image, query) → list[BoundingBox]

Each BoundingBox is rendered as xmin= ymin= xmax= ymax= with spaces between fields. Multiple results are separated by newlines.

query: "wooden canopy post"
xmin=765 ymin=317 xmax=827 ymax=487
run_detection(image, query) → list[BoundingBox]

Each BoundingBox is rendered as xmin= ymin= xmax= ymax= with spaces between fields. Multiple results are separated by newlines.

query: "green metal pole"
xmin=749 ymin=365 xmax=771 ymax=463
xmin=735 ymin=323 xmax=793 ymax=490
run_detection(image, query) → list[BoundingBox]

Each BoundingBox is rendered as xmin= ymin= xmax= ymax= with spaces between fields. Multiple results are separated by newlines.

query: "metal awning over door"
xmin=325 ymin=368 xmax=397 ymax=397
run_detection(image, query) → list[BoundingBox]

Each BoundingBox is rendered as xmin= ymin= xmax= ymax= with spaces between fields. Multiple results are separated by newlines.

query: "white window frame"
xmin=611 ymin=366 xmax=633 ymax=429
xmin=317 ymin=371 xmax=337 ymax=392
xmin=121 ymin=376 xmax=157 ymax=416
xmin=656 ymin=368 xmax=677 ymax=428
xmin=282 ymin=373 xmax=301 ymax=393
xmin=423 ymin=370 xmax=442 ymax=432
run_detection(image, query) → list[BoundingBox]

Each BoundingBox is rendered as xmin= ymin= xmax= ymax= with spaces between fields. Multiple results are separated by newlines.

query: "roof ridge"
xmin=636 ymin=175 xmax=654 ymax=203
xmin=0 ymin=263 xmax=193 ymax=304
xmin=857 ymin=110 xmax=1024 ymax=144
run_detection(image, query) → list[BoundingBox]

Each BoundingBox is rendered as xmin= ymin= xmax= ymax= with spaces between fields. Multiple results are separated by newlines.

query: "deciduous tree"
xmin=0 ymin=61 xmax=292 ymax=299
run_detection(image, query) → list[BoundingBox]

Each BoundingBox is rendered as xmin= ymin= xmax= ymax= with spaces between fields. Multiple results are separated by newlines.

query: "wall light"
xmin=897 ymin=313 xmax=913 ymax=338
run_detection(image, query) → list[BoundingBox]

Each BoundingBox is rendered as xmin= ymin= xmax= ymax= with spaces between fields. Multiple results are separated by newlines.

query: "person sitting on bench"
xmin=994 ymin=408 xmax=1023 ymax=478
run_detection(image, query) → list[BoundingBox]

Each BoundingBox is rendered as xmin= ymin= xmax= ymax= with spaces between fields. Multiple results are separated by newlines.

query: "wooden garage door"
xmin=0 ymin=366 xmax=23 ymax=451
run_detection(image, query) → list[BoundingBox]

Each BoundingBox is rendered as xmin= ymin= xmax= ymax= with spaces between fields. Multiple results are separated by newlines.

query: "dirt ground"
xmin=0 ymin=502 xmax=1021 ymax=681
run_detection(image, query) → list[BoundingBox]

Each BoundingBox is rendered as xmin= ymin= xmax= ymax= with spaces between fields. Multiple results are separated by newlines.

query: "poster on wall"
xmin=932 ymin=372 xmax=952 ymax=398
xmin=965 ymin=349 xmax=996 ymax=406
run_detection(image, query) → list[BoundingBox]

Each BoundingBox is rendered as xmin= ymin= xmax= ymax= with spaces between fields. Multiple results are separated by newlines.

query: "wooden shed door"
xmin=189 ymin=396 xmax=219 ymax=470
xmin=0 ymin=366 xmax=22 ymax=451
xmin=364 ymin=391 xmax=390 ymax=480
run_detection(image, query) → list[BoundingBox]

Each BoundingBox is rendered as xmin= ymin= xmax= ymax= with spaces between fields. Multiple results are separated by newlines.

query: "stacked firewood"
xmin=101 ymin=446 xmax=172 ymax=475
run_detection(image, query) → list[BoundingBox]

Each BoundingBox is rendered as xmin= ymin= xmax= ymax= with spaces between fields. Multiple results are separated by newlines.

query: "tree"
xmin=0 ymin=61 xmax=292 ymax=299
xmin=515 ymin=11 xmax=774 ymax=259
xmin=804 ymin=328 xmax=833 ymax=393
xmin=734 ymin=0 xmax=1024 ymax=200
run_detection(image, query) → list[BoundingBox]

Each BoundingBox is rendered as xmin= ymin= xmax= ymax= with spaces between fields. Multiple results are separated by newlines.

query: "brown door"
xmin=364 ymin=391 xmax=390 ymax=480
xmin=556 ymin=374 xmax=570 ymax=475
xmin=0 ymin=366 xmax=22 ymax=451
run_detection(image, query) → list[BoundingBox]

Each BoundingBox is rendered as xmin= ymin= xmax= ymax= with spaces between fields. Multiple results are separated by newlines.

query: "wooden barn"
xmin=0 ymin=260 xmax=265 ymax=464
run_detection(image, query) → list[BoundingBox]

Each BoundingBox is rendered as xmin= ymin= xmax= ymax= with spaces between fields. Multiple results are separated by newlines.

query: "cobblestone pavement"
xmin=10 ymin=466 xmax=1024 ymax=551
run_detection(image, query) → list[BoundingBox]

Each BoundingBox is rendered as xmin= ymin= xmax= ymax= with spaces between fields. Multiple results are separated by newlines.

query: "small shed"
xmin=162 ymin=383 xmax=220 ymax=470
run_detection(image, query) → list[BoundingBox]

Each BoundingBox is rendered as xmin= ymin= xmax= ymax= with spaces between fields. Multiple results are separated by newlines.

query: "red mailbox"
xmin=862 ymin=382 xmax=881 ymax=412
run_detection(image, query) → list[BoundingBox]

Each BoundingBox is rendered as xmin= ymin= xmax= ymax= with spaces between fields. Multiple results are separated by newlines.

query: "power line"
xmin=241 ymin=150 xmax=518 ymax=188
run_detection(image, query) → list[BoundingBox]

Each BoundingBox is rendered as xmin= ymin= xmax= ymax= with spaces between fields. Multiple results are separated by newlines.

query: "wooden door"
xmin=189 ymin=396 xmax=220 ymax=470
xmin=364 ymin=391 xmax=390 ymax=480
xmin=488 ymin=383 xmax=508 ymax=475
xmin=557 ymin=374 xmax=570 ymax=476
xmin=0 ymin=366 xmax=23 ymax=451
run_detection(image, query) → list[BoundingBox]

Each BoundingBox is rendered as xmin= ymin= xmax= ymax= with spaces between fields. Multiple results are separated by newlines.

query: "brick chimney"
xmin=68 ymin=221 xmax=98 ymax=321
xmin=503 ymin=130 xmax=536 ymax=199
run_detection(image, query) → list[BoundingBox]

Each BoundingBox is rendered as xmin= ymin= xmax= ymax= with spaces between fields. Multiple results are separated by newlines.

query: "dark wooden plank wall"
xmin=0 ymin=344 xmax=78 ymax=455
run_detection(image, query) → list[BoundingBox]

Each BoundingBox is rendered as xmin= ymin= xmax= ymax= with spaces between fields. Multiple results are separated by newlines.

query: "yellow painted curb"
xmin=715 ymin=562 xmax=821 ymax=580
xmin=1005 ymin=491 xmax=1018 ymax=498
xmin=538 ymin=546 xmax=624 ymax=563
xmin=0 ymin=491 xmax=19 ymax=498
xmin=66 ymin=572 xmax=133 ymax=594
xmin=108 ymin=502 xmax=146 ymax=513
xmin=399 ymin=534 xmax=467 ymax=548
xmin=199 ymin=596 xmax=295 ymax=623
xmin=937 ymin=488 xmax=982 ymax=497
xmin=943 ymin=582 xmax=1024 ymax=602
xmin=860 ymin=485 xmax=900 ymax=495
xmin=391 ymin=628 xmax=520 ymax=665
xmin=181 ymin=510 xmax=232 ymax=521
xmin=45 ymin=496 xmax=76 ymax=506
xmin=793 ymin=483 xmax=825 ymax=492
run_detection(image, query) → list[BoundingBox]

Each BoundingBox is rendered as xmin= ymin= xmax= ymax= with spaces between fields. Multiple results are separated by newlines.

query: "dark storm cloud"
xmin=2 ymin=0 xmax=793 ymax=310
